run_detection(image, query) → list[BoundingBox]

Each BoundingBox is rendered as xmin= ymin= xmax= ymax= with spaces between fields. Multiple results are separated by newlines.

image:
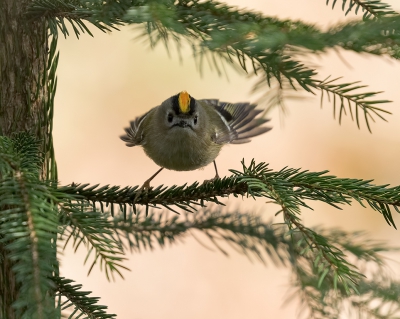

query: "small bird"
xmin=120 ymin=91 xmax=271 ymax=193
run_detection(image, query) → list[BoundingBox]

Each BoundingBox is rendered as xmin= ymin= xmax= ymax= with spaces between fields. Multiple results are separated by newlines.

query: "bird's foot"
xmin=134 ymin=180 xmax=152 ymax=202
xmin=133 ymin=167 xmax=164 ymax=203
xmin=203 ymin=174 xmax=220 ymax=185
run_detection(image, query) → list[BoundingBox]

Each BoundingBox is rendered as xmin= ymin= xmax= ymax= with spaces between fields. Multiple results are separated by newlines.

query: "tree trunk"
xmin=0 ymin=0 xmax=48 ymax=139
xmin=0 ymin=0 xmax=50 ymax=317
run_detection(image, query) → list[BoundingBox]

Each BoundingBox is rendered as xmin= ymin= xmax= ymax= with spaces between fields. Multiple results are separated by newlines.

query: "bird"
xmin=120 ymin=91 xmax=271 ymax=195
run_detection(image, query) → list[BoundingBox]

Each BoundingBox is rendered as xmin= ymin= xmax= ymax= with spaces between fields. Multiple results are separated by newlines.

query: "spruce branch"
xmin=4 ymin=133 xmax=399 ymax=317
xmin=43 ymin=34 xmax=59 ymax=180
xmin=317 ymin=76 xmax=391 ymax=132
xmin=234 ymin=161 xmax=400 ymax=228
xmin=253 ymin=72 xmax=391 ymax=131
xmin=27 ymin=0 xmax=397 ymax=129
xmin=56 ymin=196 xmax=400 ymax=317
xmin=289 ymin=229 xmax=400 ymax=319
xmin=26 ymin=0 xmax=116 ymax=38
xmin=59 ymin=160 xmax=400 ymax=228
xmin=351 ymin=276 xmax=400 ymax=319
xmin=326 ymin=0 xmax=398 ymax=18
xmin=320 ymin=228 xmax=398 ymax=265
xmin=111 ymin=209 xmax=289 ymax=265
xmin=110 ymin=209 xmax=400 ymax=317
xmin=285 ymin=212 xmax=363 ymax=295
xmin=9 ymin=133 xmax=43 ymax=175
xmin=54 ymin=276 xmax=116 ymax=319
xmin=327 ymin=16 xmax=400 ymax=59
xmin=57 ymin=196 xmax=400 ymax=317
xmin=252 ymin=167 xmax=364 ymax=295
xmin=54 ymin=158 xmax=400 ymax=297
xmin=0 ymin=135 xmax=58 ymax=318
xmin=133 ymin=1 xmax=395 ymax=127
xmin=59 ymin=202 xmax=129 ymax=281
xmin=58 ymin=178 xmax=248 ymax=216
xmin=294 ymin=263 xmax=400 ymax=319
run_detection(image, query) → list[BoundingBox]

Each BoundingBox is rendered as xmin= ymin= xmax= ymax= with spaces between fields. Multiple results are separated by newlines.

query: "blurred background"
xmin=55 ymin=0 xmax=400 ymax=318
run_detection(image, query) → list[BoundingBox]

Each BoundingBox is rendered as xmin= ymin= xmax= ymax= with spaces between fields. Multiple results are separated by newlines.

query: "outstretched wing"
xmin=120 ymin=110 xmax=151 ymax=147
xmin=199 ymin=99 xmax=271 ymax=145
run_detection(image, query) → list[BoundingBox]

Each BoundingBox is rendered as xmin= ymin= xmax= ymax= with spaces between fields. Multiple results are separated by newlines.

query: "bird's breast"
xmin=143 ymin=127 xmax=222 ymax=171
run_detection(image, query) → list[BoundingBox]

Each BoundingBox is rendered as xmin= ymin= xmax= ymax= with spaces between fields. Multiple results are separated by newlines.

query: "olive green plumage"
xmin=120 ymin=91 xmax=271 ymax=172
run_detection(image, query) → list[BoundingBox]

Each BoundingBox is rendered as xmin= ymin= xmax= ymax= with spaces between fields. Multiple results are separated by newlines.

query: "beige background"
xmin=55 ymin=1 xmax=400 ymax=318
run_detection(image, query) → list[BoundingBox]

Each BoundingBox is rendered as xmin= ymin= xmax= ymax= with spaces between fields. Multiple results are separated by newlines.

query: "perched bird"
xmin=120 ymin=91 xmax=271 ymax=192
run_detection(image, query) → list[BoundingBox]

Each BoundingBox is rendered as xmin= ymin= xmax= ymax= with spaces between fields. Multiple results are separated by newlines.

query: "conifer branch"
xmin=26 ymin=0 xmax=398 ymax=129
xmin=58 ymin=178 xmax=248 ymax=216
xmin=59 ymin=160 xmax=400 ymax=229
xmin=328 ymin=16 xmax=400 ymax=59
xmin=317 ymin=77 xmax=391 ymax=132
xmin=43 ymin=34 xmax=59 ymax=180
xmin=26 ymin=0 xmax=116 ymax=37
xmin=247 ymin=168 xmax=364 ymax=294
xmin=0 ymin=134 xmax=58 ymax=318
xmin=54 ymin=276 xmax=116 ymax=319
xmin=131 ymin=1 xmax=396 ymax=127
xmin=291 ymin=229 xmax=400 ymax=319
xmin=326 ymin=0 xmax=398 ymax=18
xmin=235 ymin=161 xmax=400 ymax=228
xmin=112 ymin=210 xmax=289 ymax=265
xmin=59 ymin=202 xmax=129 ymax=281
xmin=110 ymin=209 xmax=400 ymax=317
xmin=2 ymin=134 xmax=400 ymax=317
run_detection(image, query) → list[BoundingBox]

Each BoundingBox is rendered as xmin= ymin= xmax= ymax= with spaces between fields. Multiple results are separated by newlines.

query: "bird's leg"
xmin=134 ymin=167 xmax=164 ymax=201
xmin=212 ymin=160 xmax=220 ymax=180
xmin=203 ymin=160 xmax=220 ymax=184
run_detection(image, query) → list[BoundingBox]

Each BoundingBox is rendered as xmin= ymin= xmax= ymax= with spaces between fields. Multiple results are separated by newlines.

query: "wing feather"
xmin=120 ymin=111 xmax=150 ymax=147
xmin=199 ymin=99 xmax=271 ymax=145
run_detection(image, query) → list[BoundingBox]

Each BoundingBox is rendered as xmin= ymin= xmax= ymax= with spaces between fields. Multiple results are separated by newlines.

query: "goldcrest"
xmin=120 ymin=91 xmax=271 ymax=190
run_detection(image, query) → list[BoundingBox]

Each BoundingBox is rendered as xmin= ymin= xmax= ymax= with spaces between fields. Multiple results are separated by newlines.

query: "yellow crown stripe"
xmin=178 ymin=91 xmax=191 ymax=113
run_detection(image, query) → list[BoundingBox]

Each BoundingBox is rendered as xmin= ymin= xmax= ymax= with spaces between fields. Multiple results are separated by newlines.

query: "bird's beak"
xmin=172 ymin=119 xmax=192 ymax=129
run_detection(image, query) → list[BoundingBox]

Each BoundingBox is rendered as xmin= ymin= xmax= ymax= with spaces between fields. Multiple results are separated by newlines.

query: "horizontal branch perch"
xmin=57 ymin=160 xmax=400 ymax=227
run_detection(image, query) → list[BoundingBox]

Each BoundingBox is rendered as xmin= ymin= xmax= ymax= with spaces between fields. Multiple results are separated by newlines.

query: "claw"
xmin=134 ymin=180 xmax=151 ymax=202
xmin=203 ymin=174 xmax=219 ymax=184
xmin=133 ymin=167 xmax=164 ymax=202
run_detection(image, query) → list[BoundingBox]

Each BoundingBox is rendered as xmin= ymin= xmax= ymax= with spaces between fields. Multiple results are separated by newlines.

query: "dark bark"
xmin=0 ymin=0 xmax=48 ymax=138
xmin=0 ymin=1 xmax=50 ymax=317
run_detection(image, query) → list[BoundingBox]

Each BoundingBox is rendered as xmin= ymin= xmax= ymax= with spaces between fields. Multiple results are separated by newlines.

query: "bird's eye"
xmin=167 ymin=113 xmax=173 ymax=123
xmin=194 ymin=115 xmax=198 ymax=125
